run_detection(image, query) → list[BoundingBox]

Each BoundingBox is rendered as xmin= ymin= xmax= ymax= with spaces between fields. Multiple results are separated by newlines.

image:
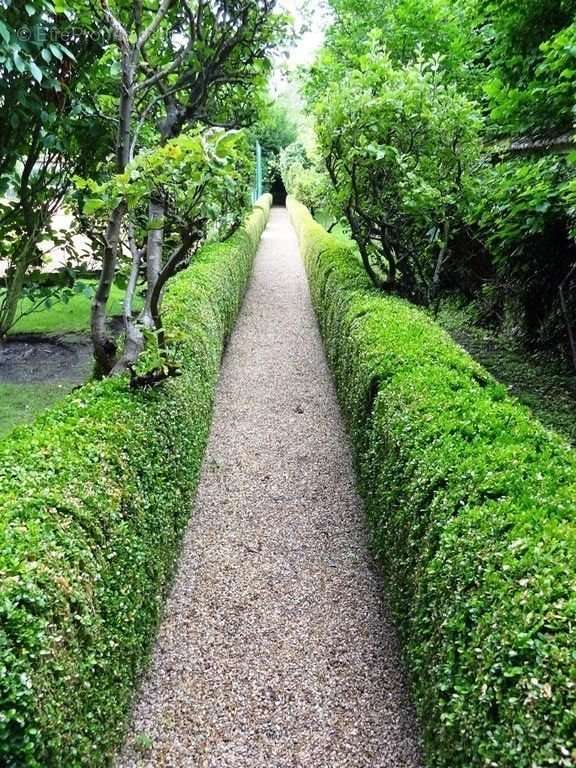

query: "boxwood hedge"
xmin=0 ymin=195 xmax=272 ymax=767
xmin=288 ymin=197 xmax=576 ymax=768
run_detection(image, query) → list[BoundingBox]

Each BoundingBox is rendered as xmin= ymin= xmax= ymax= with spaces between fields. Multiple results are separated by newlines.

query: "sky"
xmin=277 ymin=0 xmax=330 ymax=70
xmin=270 ymin=1 xmax=330 ymax=149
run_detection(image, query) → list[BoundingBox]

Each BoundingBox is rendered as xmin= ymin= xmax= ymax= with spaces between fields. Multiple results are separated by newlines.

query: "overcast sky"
xmin=278 ymin=0 xmax=330 ymax=67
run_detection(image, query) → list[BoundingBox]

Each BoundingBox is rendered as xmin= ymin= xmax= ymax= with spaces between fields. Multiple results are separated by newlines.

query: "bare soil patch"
xmin=0 ymin=334 xmax=92 ymax=385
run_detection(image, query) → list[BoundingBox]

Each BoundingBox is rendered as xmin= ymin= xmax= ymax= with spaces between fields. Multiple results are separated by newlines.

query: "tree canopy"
xmin=0 ymin=0 xmax=288 ymax=377
xmin=294 ymin=0 xmax=576 ymax=361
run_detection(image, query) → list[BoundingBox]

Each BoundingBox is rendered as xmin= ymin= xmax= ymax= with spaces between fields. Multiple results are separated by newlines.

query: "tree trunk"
xmin=141 ymin=195 xmax=165 ymax=328
xmin=91 ymin=203 xmax=127 ymax=376
xmin=385 ymin=252 xmax=397 ymax=292
xmin=430 ymin=220 xmax=450 ymax=309
xmin=111 ymin=229 xmax=145 ymax=375
xmin=91 ymin=51 xmax=135 ymax=376
xmin=111 ymin=320 xmax=144 ymax=375
xmin=559 ymin=262 xmax=576 ymax=371
xmin=345 ymin=209 xmax=383 ymax=290
xmin=0 ymin=245 xmax=32 ymax=337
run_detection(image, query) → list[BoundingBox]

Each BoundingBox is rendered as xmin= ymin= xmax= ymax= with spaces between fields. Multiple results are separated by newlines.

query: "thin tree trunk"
xmin=386 ymin=251 xmax=397 ymax=292
xmin=111 ymin=228 xmax=145 ymax=375
xmin=346 ymin=209 xmax=383 ymax=290
xmin=141 ymin=195 xmax=165 ymax=328
xmin=91 ymin=51 xmax=135 ymax=376
xmin=430 ymin=220 xmax=450 ymax=311
xmin=0 ymin=244 xmax=32 ymax=337
xmin=91 ymin=203 xmax=127 ymax=375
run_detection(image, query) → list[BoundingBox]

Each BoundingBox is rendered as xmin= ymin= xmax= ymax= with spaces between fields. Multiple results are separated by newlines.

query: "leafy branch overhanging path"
xmin=117 ymin=208 xmax=422 ymax=768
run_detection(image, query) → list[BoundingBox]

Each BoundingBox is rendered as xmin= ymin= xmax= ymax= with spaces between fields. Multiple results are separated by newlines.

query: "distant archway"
xmin=270 ymin=175 xmax=287 ymax=206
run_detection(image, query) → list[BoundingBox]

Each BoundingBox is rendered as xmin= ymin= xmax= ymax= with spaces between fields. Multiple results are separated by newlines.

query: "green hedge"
xmin=0 ymin=195 xmax=272 ymax=767
xmin=287 ymin=196 xmax=576 ymax=768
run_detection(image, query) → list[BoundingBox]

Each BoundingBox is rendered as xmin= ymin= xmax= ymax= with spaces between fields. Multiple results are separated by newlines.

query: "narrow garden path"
xmin=117 ymin=208 xmax=422 ymax=768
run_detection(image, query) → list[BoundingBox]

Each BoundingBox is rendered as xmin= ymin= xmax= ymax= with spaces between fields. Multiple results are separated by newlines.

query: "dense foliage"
xmin=253 ymin=99 xmax=298 ymax=195
xmin=289 ymin=197 xmax=576 ymax=768
xmin=0 ymin=0 xmax=110 ymax=336
xmin=481 ymin=0 xmax=576 ymax=136
xmin=279 ymin=141 xmax=328 ymax=217
xmin=0 ymin=196 xmax=271 ymax=767
xmin=296 ymin=0 xmax=576 ymax=361
xmin=470 ymin=157 xmax=576 ymax=342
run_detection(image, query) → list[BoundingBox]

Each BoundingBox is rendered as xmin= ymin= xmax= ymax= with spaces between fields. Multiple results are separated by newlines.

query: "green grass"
xmin=8 ymin=284 xmax=128 ymax=336
xmin=0 ymin=382 xmax=77 ymax=438
xmin=436 ymin=302 xmax=576 ymax=445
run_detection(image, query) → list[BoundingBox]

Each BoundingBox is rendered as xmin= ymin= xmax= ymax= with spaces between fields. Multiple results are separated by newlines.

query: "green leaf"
xmin=83 ymin=198 xmax=106 ymax=215
xmin=0 ymin=20 xmax=10 ymax=45
xmin=13 ymin=51 xmax=26 ymax=74
xmin=60 ymin=44 xmax=76 ymax=62
xmin=30 ymin=61 xmax=43 ymax=83
xmin=49 ymin=43 xmax=63 ymax=60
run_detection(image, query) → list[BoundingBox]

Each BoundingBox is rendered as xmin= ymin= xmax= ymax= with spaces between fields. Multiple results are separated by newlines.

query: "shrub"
xmin=0 ymin=195 xmax=272 ymax=767
xmin=288 ymin=196 xmax=576 ymax=768
xmin=310 ymin=41 xmax=482 ymax=300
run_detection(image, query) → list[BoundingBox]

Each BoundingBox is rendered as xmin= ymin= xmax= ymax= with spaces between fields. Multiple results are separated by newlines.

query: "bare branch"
xmin=100 ymin=0 xmax=129 ymax=48
xmin=136 ymin=0 xmax=175 ymax=51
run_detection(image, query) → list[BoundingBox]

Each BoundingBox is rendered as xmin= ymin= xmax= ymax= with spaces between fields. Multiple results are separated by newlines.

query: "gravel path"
xmin=117 ymin=208 xmax=423 ymax=768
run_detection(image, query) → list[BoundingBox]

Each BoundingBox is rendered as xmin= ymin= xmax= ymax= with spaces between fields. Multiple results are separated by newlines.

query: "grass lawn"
xmin=8 ymin=284 xmax=127 ymax=336
xmin=0 ymin=382 xmax=77 ymax=438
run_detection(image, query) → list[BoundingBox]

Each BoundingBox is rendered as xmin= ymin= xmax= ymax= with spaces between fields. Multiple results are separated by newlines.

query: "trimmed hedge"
xmin=288 ymin=197 xmax=576 ymax=768
xmin=0 ymin=195 xmax=272 ymax=767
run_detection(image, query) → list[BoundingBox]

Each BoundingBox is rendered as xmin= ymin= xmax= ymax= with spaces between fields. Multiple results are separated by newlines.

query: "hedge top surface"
xmin=287 ymin=196 xmax=576 ymax=768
